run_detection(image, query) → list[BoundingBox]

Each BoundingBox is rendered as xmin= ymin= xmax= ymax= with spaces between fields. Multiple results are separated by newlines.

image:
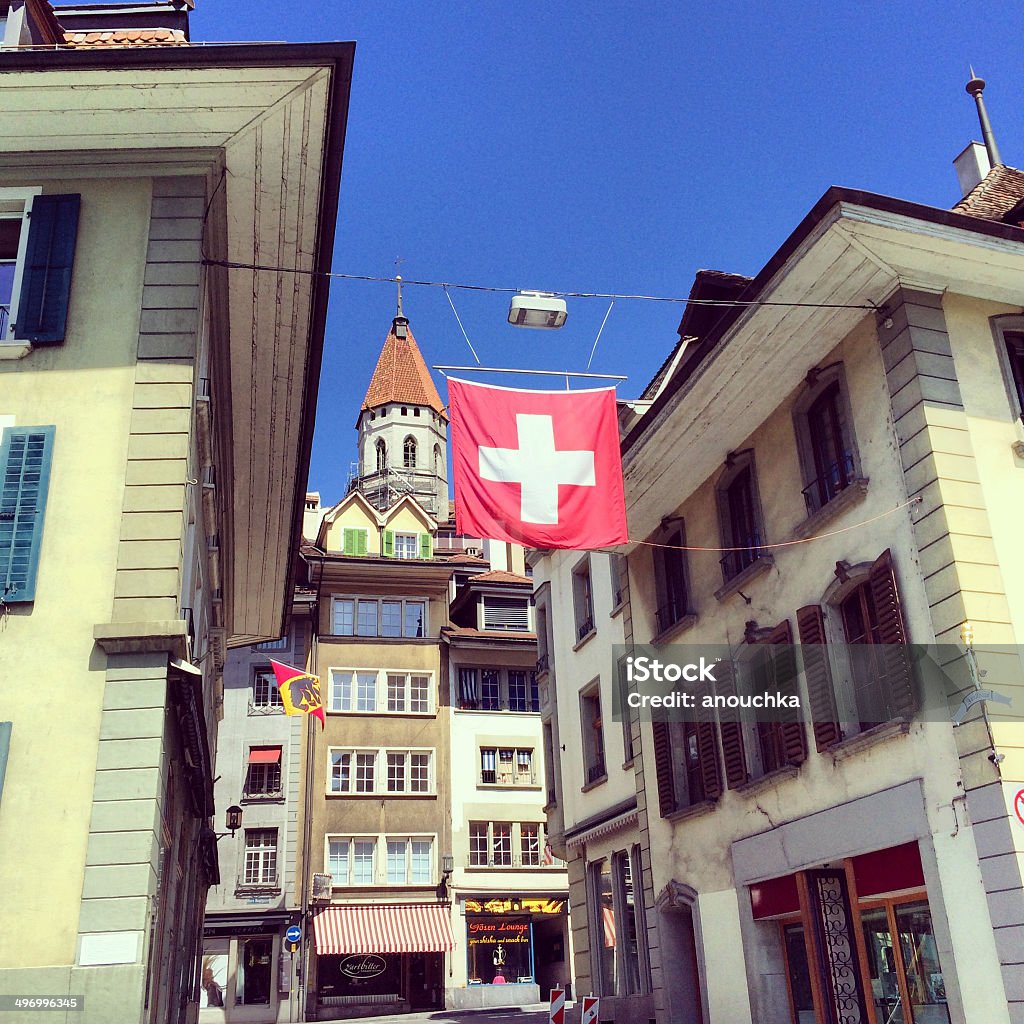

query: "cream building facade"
xmin=0 ymin=5 xmax=352 ymax=1022
xmin=537 ymin=162 xmax=1024 ymax=1023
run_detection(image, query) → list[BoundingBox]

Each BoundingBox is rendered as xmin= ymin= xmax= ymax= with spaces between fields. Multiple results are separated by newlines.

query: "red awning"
xmin=313 ymin=904 xmax=456 ymax=955
xmin=248 ymin=747 xmax=281 ymax=764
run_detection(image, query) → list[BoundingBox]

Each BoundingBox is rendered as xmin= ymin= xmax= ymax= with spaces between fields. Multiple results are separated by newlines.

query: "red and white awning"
xmin=313 ymin=903 xmax=456 ymax=955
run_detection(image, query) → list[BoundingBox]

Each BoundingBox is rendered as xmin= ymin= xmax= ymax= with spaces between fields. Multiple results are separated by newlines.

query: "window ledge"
xmin=573 ymin=629 xmax=597 ymax=652
xmin=0 ymin=340 xmax=32 ymax=360
xmin=827 ymin=717 xmax=912 ymax=760
xmin=621 ymin=757 xmax=635 ymax=771
xmin=610 ymin=601 xmax=625 ymax=619
xmin=241 ymin=794 xmax=285 ymax=805
xmin=325 ymin=792 xmax=438 ymax=799
xmin=714 ymin=555 xmax=774 ymax=603
xmin=478 ymin=783 xmax=543 ymax=792
xmin=581 ymin=773 xmax=608 ymax=793
xmin=652 ymin=613 xmax=698 ymax=646
xmin=790 ymin=478 xmax=870 ymax=540
xmin=665 ymin=798 xmax=717 ymax=824
xmin=735 ymin=764 xmax=800 ymax=795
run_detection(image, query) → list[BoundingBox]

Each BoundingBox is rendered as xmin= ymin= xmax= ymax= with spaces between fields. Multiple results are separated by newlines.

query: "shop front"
xmin=310 ymin=903 xmax=454 ymax=1020
xmin=749 ymin=842 xmax=951 ymax=1024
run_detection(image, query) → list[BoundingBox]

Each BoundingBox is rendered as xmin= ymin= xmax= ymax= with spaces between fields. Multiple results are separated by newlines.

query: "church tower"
xmin=355 ymin=286 xmax=449 ymax=521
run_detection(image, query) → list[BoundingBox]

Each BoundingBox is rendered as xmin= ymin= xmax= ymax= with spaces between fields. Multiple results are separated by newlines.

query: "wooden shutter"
xmin=382 ymin=529 xmax=394 ymax=557
xmin=14 ymin=194 xmax=81 ymax=344
xmin=419 ymin=532 xmax=432 ymax=559
xmin=651 ymin=721 xmax=676 ymax=817
xmin=767 ymin=620 xmax=807 ymax=766
xmin=695 ymin=683 xmax=722 ymax=800
xmin=870 ymin=549 xmax=915 ymax=717
xmin=342 ymin=528 xmax=355 ymax=555
xmin=355 ymin=529 xmax=367 ymax=556
xmin=714 ymin=658 xmax=748 ymax=788
xmin=796 ymin=605 xmax=841 ymax=750
xmin=0 ymin=426 xmax=56 ymax=603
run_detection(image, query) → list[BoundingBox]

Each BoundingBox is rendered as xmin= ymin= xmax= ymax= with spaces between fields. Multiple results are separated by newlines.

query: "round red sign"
xmin=1014 ymin=789 xmax=1024 ymax=827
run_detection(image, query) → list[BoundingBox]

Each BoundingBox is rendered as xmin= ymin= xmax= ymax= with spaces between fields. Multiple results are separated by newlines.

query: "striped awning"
xmin=313 ymin=903 xmax=456 ymax=955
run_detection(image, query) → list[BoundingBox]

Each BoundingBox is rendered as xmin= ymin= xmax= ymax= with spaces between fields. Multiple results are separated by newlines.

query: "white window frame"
xmin=330 ymin=595 xmax=429 ymax=639
xmin=328 ymin=668 xmax=435 ymax=715
xmin=0 ymin=187 xmax=40 ymax=346
xmin=479 ymin=746 xmax=536 ymax=787
xmin=326 ymin=747 xmax=435 ymax=796
xmin=242 ymin=828 xmax=278 ymax=886
xmin=394 ymin=532 xmax=419 ymax=559
xmin=251 ymin=668 xmax=284 ymax=711
xmin=325 ymin=833 xmax=435 ymax=887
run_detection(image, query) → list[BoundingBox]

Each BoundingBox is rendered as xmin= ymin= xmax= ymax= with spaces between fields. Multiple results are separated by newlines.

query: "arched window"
xmin=375 ymin=439 xmax=387 ymax=473
xmin=403 ymin=436 xmax=417 ymax=469
xmin=433 ymin=444 xmax=443 ymax=476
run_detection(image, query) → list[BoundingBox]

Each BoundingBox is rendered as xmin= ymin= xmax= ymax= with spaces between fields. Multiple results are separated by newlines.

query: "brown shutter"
xmin=714 ymin=658 xmax=748 ymax=788
xmin=870 ymin=549 xmax=916 ymax=717
xmin=651 ymin=720 xmax=677 ymax=817
xmin=767 ymin=620 xmax=807 ymax=766
xmin=796 ymin=605 xmax=842 ymax=751
xmin=695 ymin=683 xmax=722 ymax=800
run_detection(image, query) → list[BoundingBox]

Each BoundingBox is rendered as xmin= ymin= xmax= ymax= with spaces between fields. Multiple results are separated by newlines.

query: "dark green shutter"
xmin=14 ymin=194 xmax=81 ymax=345
xmin=419 ymin=533 xmax=432 ymax=559
xmin=0 ymin=426 xmax=56 ymax=603
xmin=382 ymin=530 xmax=394 ymax=557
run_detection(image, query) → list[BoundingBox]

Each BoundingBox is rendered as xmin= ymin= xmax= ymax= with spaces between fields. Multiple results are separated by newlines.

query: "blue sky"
xmin=194 ymin=2 xmax=1024 ymax=506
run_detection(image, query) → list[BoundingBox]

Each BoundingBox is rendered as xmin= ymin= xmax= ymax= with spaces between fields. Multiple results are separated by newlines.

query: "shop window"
xmin=237 ymin=937 xmax=273 ymax=1006
xmin=580 ymin=682 xmax=606 ymax=785
xmin=793 ymin=365 xmax=860 ymax=516
xmin=589 ymin=859 xmax=616 ymax=996
xmin=465 ymin=911 xmax=533 ymax=985
xmin=782 ymin=925 xmax=815 ymax=1024
xmin=716 ymin=453 xmax=765 ymax=582
xmin=653 ymin=523 xmax=691 ymax=634
xmin=199 ymin=947 xmax=228 ymax=1008
xmin=572 ymin=556 xmax=595 ymax=641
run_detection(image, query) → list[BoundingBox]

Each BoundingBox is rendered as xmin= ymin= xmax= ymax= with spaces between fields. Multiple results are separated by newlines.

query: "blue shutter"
xmin=14 ymin=194 xmax=81 ymax=345
xmin=0 ymin=426 xmax=56 ymax=603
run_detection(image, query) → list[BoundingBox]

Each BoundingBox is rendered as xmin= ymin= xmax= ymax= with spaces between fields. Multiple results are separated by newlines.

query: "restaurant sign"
xmin=467 ymin=917 xmax=531 ymax=946
xmin=339 ymin=954 xmax=387 ymax=980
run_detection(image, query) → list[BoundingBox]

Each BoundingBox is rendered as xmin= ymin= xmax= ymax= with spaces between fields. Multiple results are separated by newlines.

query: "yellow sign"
xmin=464 ymin=898 xmax=565 ymax=915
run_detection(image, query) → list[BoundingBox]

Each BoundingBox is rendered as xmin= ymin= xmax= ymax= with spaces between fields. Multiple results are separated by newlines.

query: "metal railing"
xmin=536 ymin=652 xmax=550 ymax=675
xmin=235 ymin=872 xmax=280 ymax=894
xmin=479 ymin=769 xmax=537 ymax=786
xmin=801 ymin=451 xmax=856 ymax=514
xmin=465 ymin=854 xmax=564 ymax=869
xmin=576 ymin=616 xmax=595 ymax=642
xmin=586 ymin=758 xmax=607 ymax=784
xmin=719 ymin=538 xmax=762 ymax=582
xmin=0 ymin=304 xmax=9 ymax=338
xmin=656 ymin=596 xmax=690 ymax=634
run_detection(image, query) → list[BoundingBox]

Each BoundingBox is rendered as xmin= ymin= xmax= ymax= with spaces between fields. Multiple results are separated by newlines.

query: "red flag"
xmin=448 ymin=378 xmax=628 ymax=549
xmin=270 ymin=660 xmax=325 ymax=729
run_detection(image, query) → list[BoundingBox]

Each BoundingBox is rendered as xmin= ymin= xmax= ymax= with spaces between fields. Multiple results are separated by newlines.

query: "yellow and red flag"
xmin=270 ymin=660 xmax=325 ymax=729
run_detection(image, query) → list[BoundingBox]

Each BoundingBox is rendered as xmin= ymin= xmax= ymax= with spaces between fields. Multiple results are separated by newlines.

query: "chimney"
xmin=953 ymin=141 xmax=991 ymax=197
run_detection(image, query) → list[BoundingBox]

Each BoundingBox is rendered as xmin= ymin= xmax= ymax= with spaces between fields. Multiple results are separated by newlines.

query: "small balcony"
xmin=719 ymin=538 xmax=762 ymax=583
xmin=576 ymin=616 xmax=595 ymax=642
xmin=535 ymin=652 xmax=550 ymax=676
xmin=478 ymin=769 xmax=537 ymax=787
xmin=802 ymin=452 xmax=856 ymax=515
xmin=235 ymin=873 xmax=280 ymax=897
xmin=585 ymin=757 xmax=607 ymax=785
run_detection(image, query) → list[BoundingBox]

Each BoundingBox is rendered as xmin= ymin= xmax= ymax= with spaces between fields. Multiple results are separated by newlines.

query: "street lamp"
xmin=225 ymin=805 xmax=243 ymax=837
xmin=507 ymin=291 xmax=567 ymax=329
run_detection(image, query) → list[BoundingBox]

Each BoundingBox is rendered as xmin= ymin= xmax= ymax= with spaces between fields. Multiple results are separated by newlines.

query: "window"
xmin=330 ymin=669 xmax=433 ymax=714
xmin=492 ymin=823 xmax=512 ymax=866
xmin=590 ymin=859 xmax=616 ymax=995
xmin=0 ymin=192 xmax=79 ymax=348
xmin=0 ymin=426 xmax=55 ymax=603
xmin=394 ymin=532 xmax=418 ymax=559
xmin=536 ymin=603 xmax=551 ymax=675
xmin=717 ymin=455 xmax=764 ymax=582
xmin=572 ymin=556 xmax=595 ymax=641
xmin=467 ymin=822 xmax=540 ymax=868
xmin=236 ymin=937 xmax=272 ymax=1006
xmin=580 ymin=683 xmax=606 ymax=785
xmin=793 ymin=366 xmax=859 ymax=515
xmin=482 ymin=595 xmax=531 ymax=631
xmin=250 ymin=669 xmax=283 ymax=712
xmin=521 ymin=824 xmax=540 ymax=866
xmin=469 ymin=823 xmax=489 ymax=867
xmin=999 ymin=326 xmax=1024 ymax=418
xmin=375 ymin=439 xmax=387 ymax=472
xmin=328 ymin=838 xmax=379 ymax=886
xmin=341 ymin=527 xmax=368 ymax=556
xmin=543 ymin=722 xmax=557 ymax=807
xmin=653 ymin=524 xmax=690 ymax=634
xmin=328 ymin=748 xmax=434 ymax=795
xmin=433 ymin=444 xmax=442 ymax=477
xmin=508 ymin=671 xmax=529 ymax=712
xmin=403 ymin=435 xmax=417 ymax=468
xmin=651 ymin=709 xmax=722 ymax=816
xmin=330 ymin=598 xmax=428 ymax=639
xmin=457 ymin=667 xmax=540 ymax=711
xmin=479 ymin=747 xmax=534 ymax=786
xmin=609 ymin=553 xmax=625 ymax=609
xmin=243 ymin=747 xmax=282 ymax=798
xmin=481 ymin=669 xmax=500 ymax=710
xmin=254 ymin=635 xmax=287 ymax=651
xmin=242 ymin=830 xmax=277 ymax=886
xmin=588 ymin=850 xmax=650 ymax=998
xmin=616 ymin=656 xmax=635 ymax=762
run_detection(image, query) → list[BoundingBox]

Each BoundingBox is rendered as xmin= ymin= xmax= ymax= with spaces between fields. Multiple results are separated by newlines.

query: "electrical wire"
xmin=586 ymin=301 xmax=615 ymax=371
xmin=443 ymin=286 xmax=481 ymax=365
xmin=200 ymin=258 xmax=882 ymax=312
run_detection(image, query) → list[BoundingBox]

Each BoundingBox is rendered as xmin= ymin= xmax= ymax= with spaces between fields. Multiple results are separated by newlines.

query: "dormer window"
xmin=482 ymin=595 xmax=530 ymax=632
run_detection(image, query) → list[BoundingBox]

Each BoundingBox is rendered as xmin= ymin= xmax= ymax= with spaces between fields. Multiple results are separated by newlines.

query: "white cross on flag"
xmin=448 ymin=378 xmax=628 ymax=549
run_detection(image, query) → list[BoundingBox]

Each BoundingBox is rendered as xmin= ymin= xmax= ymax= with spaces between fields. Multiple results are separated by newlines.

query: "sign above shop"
xmin=467 ymin=917 xmax=530 ymax=946
xmin=339 ymin=954 xmax=387 ymax=980
xmin=465 ymin=898 xmax=565 ymax=915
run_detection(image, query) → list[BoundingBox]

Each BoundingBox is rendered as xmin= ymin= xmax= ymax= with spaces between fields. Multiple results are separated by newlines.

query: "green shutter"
xmin=14 ymin=194 xmax=81 ymax=345
xmin=419 ymin=533 xmax=432 ymax=559
xmin=0 ymin=426 xmax=56 ymax=603
xmin=382 ymin=530 xmax=394 ymax=557
xmin=342 ymin=528 xmax=355 ymax=555
xmin=356 ymin=529 xmax=367 ymax=556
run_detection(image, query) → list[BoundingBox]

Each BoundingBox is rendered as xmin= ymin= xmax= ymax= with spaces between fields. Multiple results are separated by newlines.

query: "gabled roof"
xmin=953 ymin=164 xmax=1024 ymax=223
xmin=361 ymin=317 xmax=447 ymax=419
xmin=470 ymin=570 xmax=533 ymax=586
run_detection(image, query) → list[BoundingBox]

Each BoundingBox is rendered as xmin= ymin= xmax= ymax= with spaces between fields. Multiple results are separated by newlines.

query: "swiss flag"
xmin=448 ymin=378 xmax=628 ymax=549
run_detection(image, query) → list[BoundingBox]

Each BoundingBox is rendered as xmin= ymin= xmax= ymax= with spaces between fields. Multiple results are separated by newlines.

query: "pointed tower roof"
xmin=361 ymin=314 xmax=448 ymax=420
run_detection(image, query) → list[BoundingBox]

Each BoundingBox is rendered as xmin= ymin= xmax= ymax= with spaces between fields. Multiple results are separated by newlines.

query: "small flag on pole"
xmin=270 ymin=660 xmax=325 ymax=729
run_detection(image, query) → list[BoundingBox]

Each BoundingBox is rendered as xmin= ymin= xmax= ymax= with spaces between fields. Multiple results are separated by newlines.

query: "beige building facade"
xmin=537 ymin=167 xmax=1024 ymax=1023
xmin=0 ymin=7 xmax=352 ymax=1023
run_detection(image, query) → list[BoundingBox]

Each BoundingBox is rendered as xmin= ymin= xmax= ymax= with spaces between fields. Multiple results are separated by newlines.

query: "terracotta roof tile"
xmin=361 ymin=319 xmax=447 ymax=418
xmin=64 ymin=28 xmax=188 ymax=48
xmin=470 ymin=570 xmax=533 ymax=585
xmin=952 ymin=165 xmax=1024 ymax=222
xmin=443 ymin=553 xmax=490 ymax=565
